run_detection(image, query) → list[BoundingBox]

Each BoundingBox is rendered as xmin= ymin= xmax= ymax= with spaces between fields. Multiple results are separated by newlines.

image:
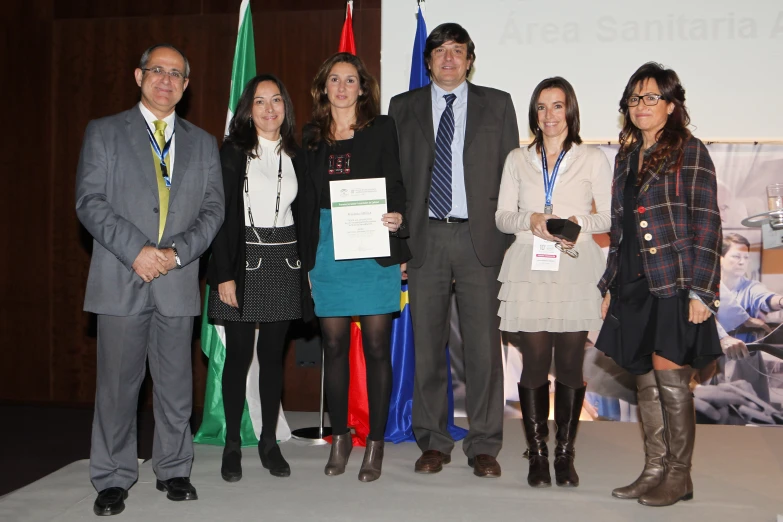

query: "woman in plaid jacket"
xmin=594 ymin=62 xmax=722 ymax=507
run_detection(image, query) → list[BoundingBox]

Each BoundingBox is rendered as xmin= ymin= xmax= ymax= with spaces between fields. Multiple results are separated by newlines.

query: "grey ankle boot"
xmin=324 ymin=432 xmax=353 ymax=476
xmin=358 ymin=438 xmax=384 ymax=482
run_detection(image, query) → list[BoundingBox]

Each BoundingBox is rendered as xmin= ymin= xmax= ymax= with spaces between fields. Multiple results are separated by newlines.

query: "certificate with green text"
xmin=329 ymin=178 xmax=390 ymax=260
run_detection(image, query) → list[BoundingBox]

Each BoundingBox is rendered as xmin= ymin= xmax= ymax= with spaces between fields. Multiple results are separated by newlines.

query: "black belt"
xmin=429 ymin=216 xmax=468 ymax=224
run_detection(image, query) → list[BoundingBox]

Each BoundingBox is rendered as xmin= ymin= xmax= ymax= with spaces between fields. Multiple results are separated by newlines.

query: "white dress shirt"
xmin=430 ymin=81 xmax=469 ymax=219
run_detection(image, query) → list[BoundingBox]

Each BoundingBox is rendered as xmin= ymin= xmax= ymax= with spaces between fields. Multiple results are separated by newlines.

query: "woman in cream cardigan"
xmin=495 ymin=77 xmax=611 ymax=489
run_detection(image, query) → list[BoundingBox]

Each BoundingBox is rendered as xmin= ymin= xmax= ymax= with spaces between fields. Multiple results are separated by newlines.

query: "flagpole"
xmin=290 ymin=346 xmax=332 ymax=445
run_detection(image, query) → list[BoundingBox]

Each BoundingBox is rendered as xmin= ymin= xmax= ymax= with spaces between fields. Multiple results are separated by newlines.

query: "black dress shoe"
xmin=155 ymin=477 xmax=198 ymax=501
xmin=259 ymin=441 xmax=291 ymax=478
xmin=93 ymin=487 xmax=128 ymax=516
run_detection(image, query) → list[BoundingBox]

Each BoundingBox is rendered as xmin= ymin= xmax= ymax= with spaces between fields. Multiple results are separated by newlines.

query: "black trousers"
xmin=221 ymin=320 xmax=290 ymax=447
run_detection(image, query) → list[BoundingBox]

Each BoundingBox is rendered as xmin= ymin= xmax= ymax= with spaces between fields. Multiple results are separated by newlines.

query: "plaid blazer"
xmin=598 ymin=136 xmax=722 ymax=311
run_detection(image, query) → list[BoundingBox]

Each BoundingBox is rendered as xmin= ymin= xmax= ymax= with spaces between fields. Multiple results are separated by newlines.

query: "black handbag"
xmin=546 ymin=218 xmax=581 ymax=242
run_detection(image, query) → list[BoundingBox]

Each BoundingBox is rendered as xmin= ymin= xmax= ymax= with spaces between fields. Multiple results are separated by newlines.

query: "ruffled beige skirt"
xmin=498 ymin=239 xmax=605 ymax=332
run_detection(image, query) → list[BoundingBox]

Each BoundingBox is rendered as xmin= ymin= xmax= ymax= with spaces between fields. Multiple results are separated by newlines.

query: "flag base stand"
xmin=291 ymin=426 xmax=332 ymax=445
xmin=291 ymin=345 xmax=332 ymax=446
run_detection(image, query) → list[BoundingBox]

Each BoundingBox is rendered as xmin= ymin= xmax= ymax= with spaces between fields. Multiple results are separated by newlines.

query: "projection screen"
xmin=380 ymin=0 xmax=783 ymax=142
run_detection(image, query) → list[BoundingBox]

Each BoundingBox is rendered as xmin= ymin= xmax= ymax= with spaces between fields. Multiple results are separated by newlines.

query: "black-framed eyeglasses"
xmin=627 ymin=94 xmax=666 ymax=107
xmin=141 ymin=67 xmax=186 ymax=81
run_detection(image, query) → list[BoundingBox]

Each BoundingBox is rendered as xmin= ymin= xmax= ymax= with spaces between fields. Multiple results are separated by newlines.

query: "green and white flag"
xmin=194 ymin=0 xmax=291 ymax=447
xmin=224 ymin=0 xmax=256 ymax=137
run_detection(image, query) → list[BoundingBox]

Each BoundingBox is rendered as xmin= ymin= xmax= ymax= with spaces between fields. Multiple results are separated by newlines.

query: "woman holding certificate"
xmin=206 ymin=74 xmax=307 ymax=481
xmin=495 ymin=77 xmax=612 ymax=488
xmin=299 ymin=52 xmax=410 ymax=482
xmin=596 ymin=62 xmax=722 ymax=507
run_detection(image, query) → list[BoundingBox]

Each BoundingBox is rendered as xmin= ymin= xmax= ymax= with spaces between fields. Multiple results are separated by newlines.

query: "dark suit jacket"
xmin=298 ymin=115 xmax=411 ymax=277
xmin=388 ymin=82 xmax=520 ymax=268
xmin=206 ymin=140 xmax=312 ymax=321
xmin=598 ymin=136 xmax=722 ymax=311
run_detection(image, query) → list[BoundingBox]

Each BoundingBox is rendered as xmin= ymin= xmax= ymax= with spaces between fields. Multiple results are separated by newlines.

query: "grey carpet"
xmin=1 ymin=412 xmax=781 ymax=521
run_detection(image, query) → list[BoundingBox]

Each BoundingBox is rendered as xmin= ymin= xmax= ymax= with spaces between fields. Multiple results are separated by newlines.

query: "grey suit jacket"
xmin=388 ymin=82 xmax=520 ymax=268
xmin=76 ymin=105 xmax=225 ymax=317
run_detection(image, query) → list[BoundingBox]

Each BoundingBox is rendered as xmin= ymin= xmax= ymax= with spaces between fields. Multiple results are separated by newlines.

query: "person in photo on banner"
xmin=693 ymin=232 xmax=783 ymax=424
xmin=388 ymin=23 xmax=520 ymax=478
xmin=205 ymin=74 xmax=308 ymax=482
xmin=299 ymin=52 xmax=411 ymax=482
xmin=75 ymin=44 xmax=224 ymax=516
xmin=595 ymin=62 xmax=723 ymax=507
xmin=495 ymin=77 xmax=612 ymax=488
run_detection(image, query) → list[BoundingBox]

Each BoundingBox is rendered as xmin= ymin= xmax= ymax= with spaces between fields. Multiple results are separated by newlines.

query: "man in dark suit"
xmin=75 ymin=44 xmax=224 ymax=516
xmin=388 ymin=23 xmax=519 ymax=477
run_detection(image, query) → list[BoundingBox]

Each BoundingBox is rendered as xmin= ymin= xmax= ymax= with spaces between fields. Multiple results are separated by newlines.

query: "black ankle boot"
xmin=553 ymin=381 xmax=586 ymax=487
xmin=258 ymin=438 xmax=291 ymax=478
xmin=221 ymin=439 xmax=242 ymax=482
xmin=519 ymin=381 xmax=552 ymax=488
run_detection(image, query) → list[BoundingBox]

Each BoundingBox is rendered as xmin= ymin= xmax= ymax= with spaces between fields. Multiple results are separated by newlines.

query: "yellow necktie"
xmin=151 ymin=120 xmax=169 ymax=242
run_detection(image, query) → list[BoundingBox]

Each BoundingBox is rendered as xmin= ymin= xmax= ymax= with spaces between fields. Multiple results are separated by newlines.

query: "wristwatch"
xmin=171 ymin=243 xmax=182 ymax=268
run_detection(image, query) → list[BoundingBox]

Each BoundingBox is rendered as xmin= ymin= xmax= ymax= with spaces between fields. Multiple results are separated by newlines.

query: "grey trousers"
xmin=90 ymin=292 xmax=195 ymax=491
xmin=408 ymin=220 xmax=504 ymax=458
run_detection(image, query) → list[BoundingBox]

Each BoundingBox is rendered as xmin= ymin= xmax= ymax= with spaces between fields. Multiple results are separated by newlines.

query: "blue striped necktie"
xmin=430 ymin=93 xmax=457 ymax=219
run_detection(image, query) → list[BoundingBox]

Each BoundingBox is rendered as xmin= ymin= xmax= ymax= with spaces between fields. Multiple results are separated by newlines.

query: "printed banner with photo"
xmin=448 ymin=144 xmax=783 ymax=426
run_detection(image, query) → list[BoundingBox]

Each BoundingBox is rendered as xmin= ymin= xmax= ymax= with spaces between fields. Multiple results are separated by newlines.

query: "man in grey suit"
xmin=389 ymin=23 xmax=519 ymax=478
xmin=75 ymin=44 xmax=224 ymax=516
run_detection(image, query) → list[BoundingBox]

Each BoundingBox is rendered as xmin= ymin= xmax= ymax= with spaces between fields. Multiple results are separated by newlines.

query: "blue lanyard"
xmin=145 ymin=123 xmax=175 ymax=188
xmin=541 ymin=145 xmax=565 ymax=214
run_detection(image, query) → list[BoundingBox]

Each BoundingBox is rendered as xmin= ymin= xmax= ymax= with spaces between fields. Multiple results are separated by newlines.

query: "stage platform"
xmin=1 ymin=412 xmax=781 ymax=522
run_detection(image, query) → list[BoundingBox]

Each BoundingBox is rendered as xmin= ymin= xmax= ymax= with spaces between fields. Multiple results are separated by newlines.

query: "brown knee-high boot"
xmin=519 ymin=381 xmax=551 ymax=487
xmin=638 ymin=368 xmax=695 ymax=507
xmin=612 ymin=371 xmax=666 ymax=499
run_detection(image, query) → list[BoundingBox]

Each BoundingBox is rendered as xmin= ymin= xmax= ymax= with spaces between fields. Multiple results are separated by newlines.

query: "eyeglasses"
xmin=141 ymin=67 xmax=186 ymax=81
xmin=627 ymin=94 xmax=666 ymax=107
xmin=555 ymin=242 xmax=579 ymax=259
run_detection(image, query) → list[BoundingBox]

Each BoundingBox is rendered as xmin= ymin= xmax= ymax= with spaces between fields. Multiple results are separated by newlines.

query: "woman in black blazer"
xmin=206 ymin=74 xmax=309 ymax=482
xmin=299 ymin=52 xmax=411 ymax=482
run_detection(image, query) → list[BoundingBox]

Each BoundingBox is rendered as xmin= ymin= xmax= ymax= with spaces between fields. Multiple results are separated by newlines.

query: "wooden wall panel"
xmin=54 ymin=0 xmax=201 ymax=19
xmin=0 ymin=0 xmax=54 ymax=402
xmin=0 ymin=0 xmax=382 ymax=411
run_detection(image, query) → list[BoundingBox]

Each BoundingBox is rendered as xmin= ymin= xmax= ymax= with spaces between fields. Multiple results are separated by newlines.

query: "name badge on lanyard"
xmin=146 ymin=124 xmax=175 ymax=189
xmin=531 ymin=235 xmax=561 ymax=271
xmin=541 ymin=145 xmax=565 ymax=215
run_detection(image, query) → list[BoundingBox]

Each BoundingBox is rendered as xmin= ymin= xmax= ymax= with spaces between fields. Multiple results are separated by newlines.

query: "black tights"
xmin=221 ymin=320 xmax=290 ymax=447
xmin=517 ymin=331 xmax=587 ymax=390
xmin=320 ymin=314 xmax=393 ymax=441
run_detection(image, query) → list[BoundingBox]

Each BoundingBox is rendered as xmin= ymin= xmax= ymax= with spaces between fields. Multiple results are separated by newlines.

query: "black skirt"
xmin=208 ymin=225 xmax=302 ymax=323
xmin=595 ymin=281 xmax=722 ymax=375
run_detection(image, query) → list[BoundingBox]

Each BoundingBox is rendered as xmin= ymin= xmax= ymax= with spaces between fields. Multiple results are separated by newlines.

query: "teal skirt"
xmin=310 ymin=209 xmax=400 ymax=317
